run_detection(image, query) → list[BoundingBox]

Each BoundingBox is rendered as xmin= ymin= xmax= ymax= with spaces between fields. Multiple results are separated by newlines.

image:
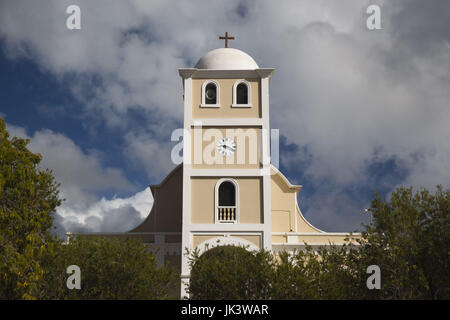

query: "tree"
xmin=188 ymin=245 xmax=274 ymax=300
xmin=274 ymin=185 xmax=450 ymax=300
xmin=40 ymin=236 xmax=179 ymax=300
xmin=0 ymin=118 xmax=179 ymax=300
xmin=358 ymin=186 xmax=450 ymax=299
xmin=187 ymin=186 xmax=450 ymax=300
xmin=272 ymin=244 xmax=362 ymax=300
xmin=0 ymin=118 xmax=62 ymax=299
xmin=187 ymin=244 xmax=362 ymax=300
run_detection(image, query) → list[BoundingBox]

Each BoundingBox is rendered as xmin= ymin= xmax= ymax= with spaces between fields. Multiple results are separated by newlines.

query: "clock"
xmin=217 ymin=137 xmax=236 ymax=156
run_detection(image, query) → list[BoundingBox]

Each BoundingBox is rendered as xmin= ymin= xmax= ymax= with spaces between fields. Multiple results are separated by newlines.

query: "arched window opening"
xmin=236 ymin=83 xmax=248 ymax=105
xmin=232 ymin=80 xmax=251 ymax=107
xmin=219 ymin=182 xmax=235 ymax=206
xmin=215 ymin=179 xmax=238 ymax=223
xmin=205 ymin=83 xmax=217 ymax=104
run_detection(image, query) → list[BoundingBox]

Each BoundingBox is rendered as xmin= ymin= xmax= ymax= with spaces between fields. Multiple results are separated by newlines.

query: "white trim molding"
xmin=178 ymin=68 xmax=275 ymax=79
xmin=201 ymin=79 xmax=220 ymax=108
xmin=190 ymin=224 xmax=266 ymax=232
xmin=180 ymin=75 xmax=192 ymax=299
xmin=190 ymin=168 xmax=264 ymax=177
xmin=232 ymin=79 xmax=252 ymax=108
xmin=260 ymin=75 xmax=272 ymax=251
xmin=272 ymin=232 xmax=362 ymax=236
xmin=190 ymin=118 xmax=263 ymax=126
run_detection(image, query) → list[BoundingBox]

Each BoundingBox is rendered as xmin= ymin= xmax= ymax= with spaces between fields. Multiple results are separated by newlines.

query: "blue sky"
xmin=1 ymin=0 xmax=449 ymax=235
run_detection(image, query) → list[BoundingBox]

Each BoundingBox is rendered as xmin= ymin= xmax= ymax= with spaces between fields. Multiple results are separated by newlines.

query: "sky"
xmin=0 ymin=0 xmax=449 ymax=236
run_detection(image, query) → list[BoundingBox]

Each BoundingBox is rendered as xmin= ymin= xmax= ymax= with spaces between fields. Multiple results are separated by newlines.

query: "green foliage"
xmin=1 ymin=116 xmax=448 ymax=299
xmin=0 ymin=119 xmax=179 ymax=300
xmin=187 ymin=186 xmax=450 ymax=300
xmin=188 ymin=244 xmax=363 ymax=300
xmin=358 ymin=186 xmax=450 ymax=299
xmin=0 ymin=118 xmax=62 ymax=299
xmin=272 ymin=244 xmax=363 ymax=299
xmin=188 ymin=245 xmax=274 ymax=300
xmin=39 ymin=236 xmax=179 ymax=300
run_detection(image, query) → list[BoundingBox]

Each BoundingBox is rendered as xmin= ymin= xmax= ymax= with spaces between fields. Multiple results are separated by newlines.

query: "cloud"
xmin=124 ymin=129 xmax=177 ymax=182
xmin=7 ymin=124 xmax=134 ymax=205
xmin=6 ymin=122 xmax=151 ymax=235
xmin=1 ymin=0 xmax=449 ymax=231
xmin=55 ymin=188 xmax=153 ymax=236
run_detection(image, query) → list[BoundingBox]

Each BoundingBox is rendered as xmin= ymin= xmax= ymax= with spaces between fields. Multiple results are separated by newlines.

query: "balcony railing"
xmin=217 ymin=206 xmax=237 ymax=222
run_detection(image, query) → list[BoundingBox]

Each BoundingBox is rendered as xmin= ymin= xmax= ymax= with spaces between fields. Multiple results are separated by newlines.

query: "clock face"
xmin=217 ymin=137 xmax=236 ymax=156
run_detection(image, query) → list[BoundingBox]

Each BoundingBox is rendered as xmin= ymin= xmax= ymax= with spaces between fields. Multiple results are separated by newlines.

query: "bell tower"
xmin=178 ymin=34 xmax=274 ymax=296
xmin=89 ymin=34 xmax=361 ymax=300
xmin=84 ymin=34 xmax=362 ymax=300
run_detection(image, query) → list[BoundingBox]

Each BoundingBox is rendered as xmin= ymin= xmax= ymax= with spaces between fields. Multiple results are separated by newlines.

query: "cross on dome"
xmin=219 ymin=32 xmax=235 ymax=48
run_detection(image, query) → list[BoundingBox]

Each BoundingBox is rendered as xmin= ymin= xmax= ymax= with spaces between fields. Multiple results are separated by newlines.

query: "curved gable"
xmin=270 ymin=166 xmax=323 ymax=233
xmin=130 ymin=165 xmax=183 ymax=233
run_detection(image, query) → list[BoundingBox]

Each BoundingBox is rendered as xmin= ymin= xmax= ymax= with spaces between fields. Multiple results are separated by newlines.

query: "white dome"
xmin=195 ymin=48 xmax=259 ymax=70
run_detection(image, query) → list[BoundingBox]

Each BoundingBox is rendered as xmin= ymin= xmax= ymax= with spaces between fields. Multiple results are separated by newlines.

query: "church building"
xmin=80 ymin=34 xmax=360 ymax=298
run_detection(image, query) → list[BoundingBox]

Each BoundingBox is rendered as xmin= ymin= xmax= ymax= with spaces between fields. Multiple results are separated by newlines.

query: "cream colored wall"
xmin=190 ymin=177 xmax=263 ymax=224
xmin=192 ymin=235 xmax=220 ymax=247
xmin=191 ymin=178 xmax=215 ymax=224
xmin=191 ymin=126 xmax=261 ymax=169
xmin=270 ymin=170 xmax=361 ymax=245
xmin=237 ymin=235 xmax=261 ymax=248
xmin=270 ymin=171 xmax=321 ymax=233
xmin=299 ymin=235 xmax=353 ymax=244
xmin=271 ymin=173 xmax=296 ymax=232
xmin=272 ymin=235 xmax=285 ymax=243
xmin=192 ymin=78 xmax=261 ymax=118
xmin=272 ymin=210 xmax=292 ymax=232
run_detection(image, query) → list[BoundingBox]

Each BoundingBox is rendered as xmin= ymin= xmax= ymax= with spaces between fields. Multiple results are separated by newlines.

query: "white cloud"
xmin=7 ymin=124 xmax=134 ymax=205
xmin=124 ymin=130 xmax=177 ymax=181
xmin=1 ymin=0 xmax=449 ymax=231
xmin=57 ymin=188 xmax=153 ymax=234
xmin=6 ymin=123 xmax=151 ymax=234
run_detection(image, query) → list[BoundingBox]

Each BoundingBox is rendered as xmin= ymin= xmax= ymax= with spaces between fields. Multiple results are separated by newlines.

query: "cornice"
xmin=178 ymin=68 xmax=275 ymax=79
